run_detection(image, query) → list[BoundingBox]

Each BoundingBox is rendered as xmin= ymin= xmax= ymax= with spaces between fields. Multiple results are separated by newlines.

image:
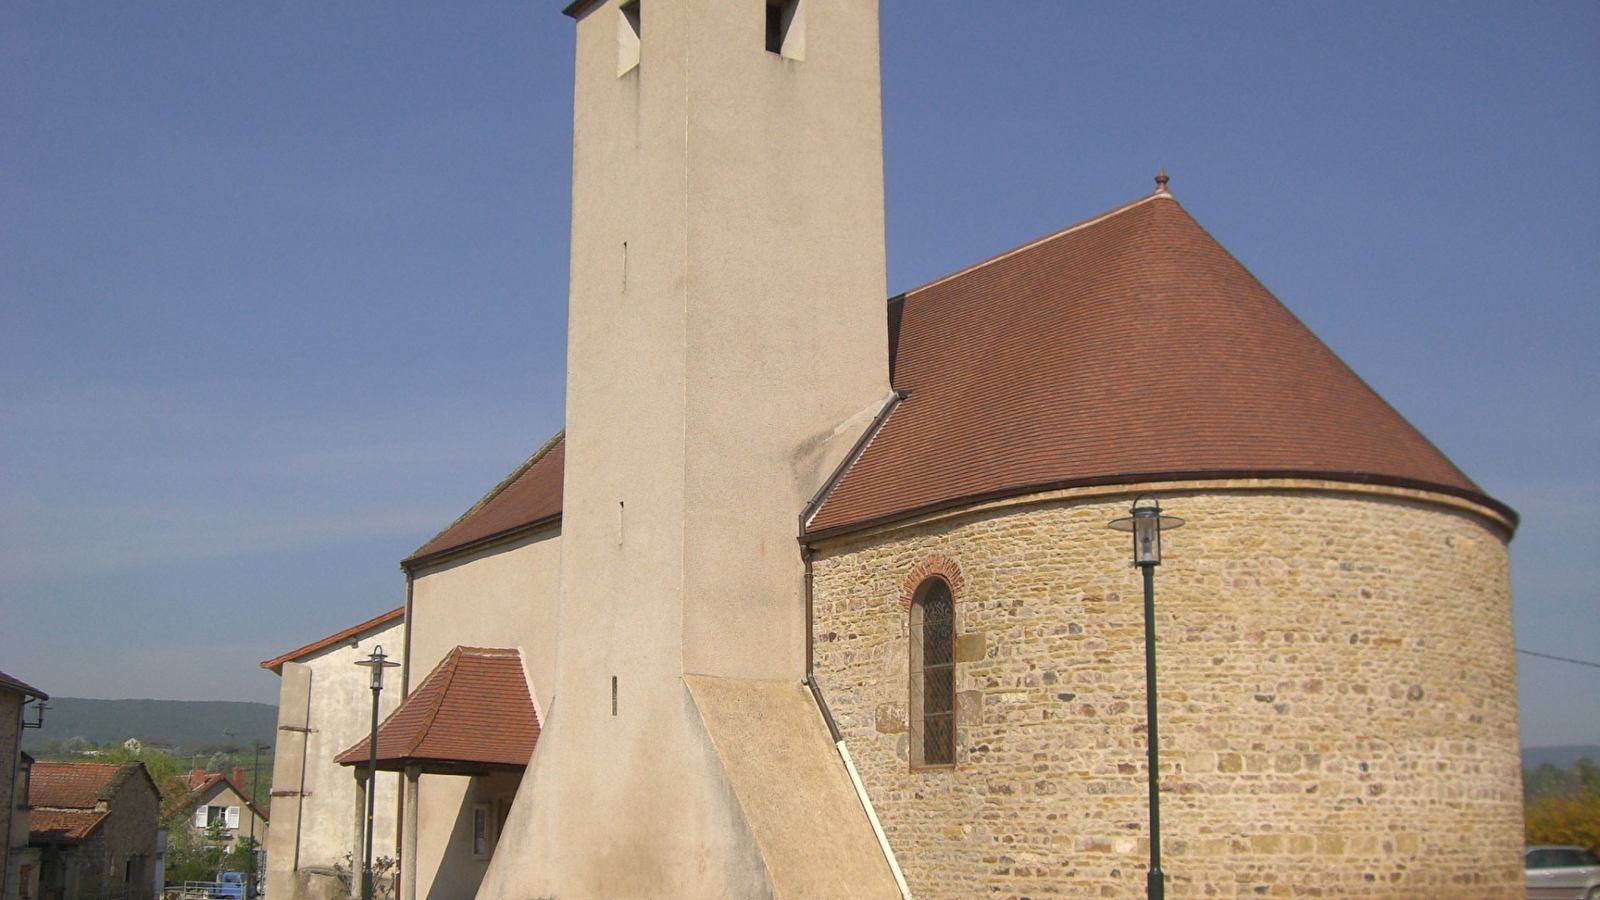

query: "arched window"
xmin=909 ymin=577 xmax=955 ymax=767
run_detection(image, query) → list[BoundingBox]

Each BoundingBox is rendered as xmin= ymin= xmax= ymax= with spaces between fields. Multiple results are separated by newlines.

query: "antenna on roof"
xmin=1154 ymin=169 xmax=1170 ymax=194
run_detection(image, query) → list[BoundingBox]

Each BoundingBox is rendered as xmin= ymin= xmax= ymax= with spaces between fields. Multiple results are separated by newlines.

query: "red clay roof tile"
xmin=805 ymin=193 xmax=1507 ymax=535
xmin=0 ymin=669 xmax=47 ymax=700
xmin=405 ymin=433 xmax=564 ymax=567
xmin=408 ymin=193 xmax=1510 ymax=549
xmin=260 ymin=606 xmax=405 ymax=674
xmin=176 ymin=772 xmax=268 ymax=822
xmin=29 ymin=762 xmax=131 ymax=810
xmin=30 ymin=809 xmax=109 ymax=844
xmin=336 ymin=647 xmax=539 ymax=770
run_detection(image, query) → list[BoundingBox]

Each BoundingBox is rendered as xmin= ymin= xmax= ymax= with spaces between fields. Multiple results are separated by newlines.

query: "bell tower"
xmin=478 ymin=1 xmax=896 ymax=896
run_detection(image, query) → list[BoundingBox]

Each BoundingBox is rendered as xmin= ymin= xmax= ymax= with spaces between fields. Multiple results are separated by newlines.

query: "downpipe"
xmin=803 ymin=546 xmax=913 ymax=900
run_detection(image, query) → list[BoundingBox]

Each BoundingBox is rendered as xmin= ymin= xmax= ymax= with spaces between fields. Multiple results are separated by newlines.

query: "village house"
xmin=2 ymin=671 xmax=48 ymax=900
xmin=28 ymin=763 xmax=159 ymax=900
xmin=171 ymin=767 xmax=266 ymax=856
xmin=268 ymin=2 xmax=1523 ymax=898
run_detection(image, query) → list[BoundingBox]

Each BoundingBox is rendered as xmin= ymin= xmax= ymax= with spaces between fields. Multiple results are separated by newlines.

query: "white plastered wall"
xmin=264 ymin=619 xmax=404 ymax=900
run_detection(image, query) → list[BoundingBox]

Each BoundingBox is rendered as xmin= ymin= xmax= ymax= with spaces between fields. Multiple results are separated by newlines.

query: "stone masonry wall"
xmin=810 ymin=485 xmax=1521 ymax=899
xmin=100 ymin=770 xmax=159 ymax=900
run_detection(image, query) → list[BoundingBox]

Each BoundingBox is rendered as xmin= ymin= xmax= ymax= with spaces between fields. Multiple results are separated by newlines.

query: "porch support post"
xmin=401 ymin=766 xmax=421 ymax=900
xmin=352 ymin=768 xmax=369 ymax=885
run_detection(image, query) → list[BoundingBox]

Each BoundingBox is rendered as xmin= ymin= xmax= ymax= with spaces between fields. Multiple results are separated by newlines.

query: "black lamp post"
xmin=1109 ymin=494 xmax=1184 ymax=900
xmin=354 ymin=646 xmax=399 ymax=900
xmin=247 ymin=741 xmax=270 ymax=900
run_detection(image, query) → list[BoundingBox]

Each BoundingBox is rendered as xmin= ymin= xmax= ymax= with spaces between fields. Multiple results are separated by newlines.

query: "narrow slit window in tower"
xmin=618 ymin=1 xmax=641 ymax=76
xmin=765 ymin=0 xmax=804 ymax=60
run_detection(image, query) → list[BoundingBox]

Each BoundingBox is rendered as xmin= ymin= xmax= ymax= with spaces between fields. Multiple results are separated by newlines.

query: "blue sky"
xmin=2 ymin=2 xmax=1595 ymax=748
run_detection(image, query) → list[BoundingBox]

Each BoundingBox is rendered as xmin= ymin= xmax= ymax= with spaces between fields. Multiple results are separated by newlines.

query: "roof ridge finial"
xmin=1154 ymin=168 xmax=1170 ymax=195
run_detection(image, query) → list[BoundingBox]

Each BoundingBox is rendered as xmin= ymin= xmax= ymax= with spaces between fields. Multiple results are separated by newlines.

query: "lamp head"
xmin=355 ymin=645 xmax=401 ymax=690
xmin=1107 ymin=494 xmax=1185 ymax=566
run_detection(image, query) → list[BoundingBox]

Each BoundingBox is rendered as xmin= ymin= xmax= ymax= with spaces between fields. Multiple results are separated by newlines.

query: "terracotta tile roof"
xmin=335 ymin=647 xmax=539 ymax=771
xmin=806 ymin=193 xmax=1511 ymax=536
xmin=29 ymin=762 xmax=133 ymax=809
xmin=404 ymin=433 xmax=564 ymax=568
xmin=170 ymin=772 xmax=268 ymax=822
xmin=261 ymin=606 xmax=405 ymax=674
xmin=0 ymin=669 xmax=47 ymax=700
xmin=30 ymin=809 xmax=109 ymax=844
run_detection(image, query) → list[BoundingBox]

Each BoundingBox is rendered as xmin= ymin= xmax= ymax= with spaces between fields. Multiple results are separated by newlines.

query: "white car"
xmin=1527 ymin=846 xmax=1600 ymax=900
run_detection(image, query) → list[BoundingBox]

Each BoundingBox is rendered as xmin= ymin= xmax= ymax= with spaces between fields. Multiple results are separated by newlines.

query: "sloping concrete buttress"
xmin=686 ymin=675 xmax=902 ymax=900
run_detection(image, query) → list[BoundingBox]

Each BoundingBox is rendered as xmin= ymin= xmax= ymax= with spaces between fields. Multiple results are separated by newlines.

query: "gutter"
xmin=400 ymin=514 xmax=562 ymax=575
xmin=802 ymin=468 xmax=1519 ymax=543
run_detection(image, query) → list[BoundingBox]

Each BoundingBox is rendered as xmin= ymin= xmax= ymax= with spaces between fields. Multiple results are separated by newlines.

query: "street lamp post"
xmin=1109 ymin=495 xmax=1184 ymax=900
xmin=247 ymin=741 xmax=270 ymax=900
xmin=354 ymin=646 xmax=399 ymax=900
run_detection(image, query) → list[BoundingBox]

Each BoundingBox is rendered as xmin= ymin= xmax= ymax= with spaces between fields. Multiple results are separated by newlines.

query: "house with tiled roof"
xmin=28 ymin=762 xmax=159 ymax=900
xmin=259 ymin=607 xmax=403 ymax=900
xmin=168 ymin=767 xmax=266 ymax=857
xmin=2 ymin=671 xmax=47 ymax=900
xmin=270 ymin=3 xmax=1523 ymax=899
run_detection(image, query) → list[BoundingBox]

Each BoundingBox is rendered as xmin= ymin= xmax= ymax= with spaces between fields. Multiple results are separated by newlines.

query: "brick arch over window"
xmin=900 ymin=554 xmax=964 ymax=612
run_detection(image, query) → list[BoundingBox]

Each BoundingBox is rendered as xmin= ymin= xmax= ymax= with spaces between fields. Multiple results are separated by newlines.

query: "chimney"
xmin=233 ymin=766 xmax=248 ymax=790
xmin=191 ymin=764 xmax=206 ymax=789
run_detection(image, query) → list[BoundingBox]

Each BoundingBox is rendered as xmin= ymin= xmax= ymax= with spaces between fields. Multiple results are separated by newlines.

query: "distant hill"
xmin=20 ymin=697 xmax=277 ymax=754
xmin=1523 ymin=745 xmax=1600 ymax=770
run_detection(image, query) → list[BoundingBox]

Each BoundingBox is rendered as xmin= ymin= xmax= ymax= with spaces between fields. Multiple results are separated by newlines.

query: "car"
xmin=1527 ymin=845 xmax=1600 ymax=900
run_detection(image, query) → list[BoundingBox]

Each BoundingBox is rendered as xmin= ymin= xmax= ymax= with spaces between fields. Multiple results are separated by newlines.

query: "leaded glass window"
xmin=910 ymin=578 xmax=955 ymax=767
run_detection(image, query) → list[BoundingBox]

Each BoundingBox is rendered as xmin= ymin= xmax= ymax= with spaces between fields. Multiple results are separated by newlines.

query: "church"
xmin=263 ymin=2 xmax=1524 ymax=898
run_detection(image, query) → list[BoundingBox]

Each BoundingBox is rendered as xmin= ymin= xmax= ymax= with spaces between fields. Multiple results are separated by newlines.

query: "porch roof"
xmin=336 ymin=647 xmax=539 ymax=775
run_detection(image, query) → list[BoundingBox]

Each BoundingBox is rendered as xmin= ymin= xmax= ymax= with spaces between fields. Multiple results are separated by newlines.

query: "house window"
xmin=195 ymin=805 xmax=240 ymax=830
xmin=18 ymin=864 xmax=31 ymax=899
xmin=764 ymin=0 xmax=804 ymax=60
xmin=617 ymin=1 xmax=641 ymax=76
xmin=909 ymin=577 xmax=956 ymax=767
xmin=471 ymin=804 xmax=490 ymax=859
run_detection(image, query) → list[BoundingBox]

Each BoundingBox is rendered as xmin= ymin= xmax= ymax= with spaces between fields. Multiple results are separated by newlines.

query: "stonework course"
xmin=810 ymin=484 xmax=1522 ymax=899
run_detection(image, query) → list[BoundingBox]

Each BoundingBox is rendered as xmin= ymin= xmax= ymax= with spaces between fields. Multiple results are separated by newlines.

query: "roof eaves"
xmin=261 ymin=606 xmax=406 ymax=674
xmin=402 ymin=429 xmax=564 ymax=565
xmin=0 ymin=671 xmax=48 ymax=700
xmin=401 ymin=513 xmax=561 ymax=575
xmin=562 ymin=0 xmax=605 ymax=19
xmin=802 ymin=468 xmax=1518 ymax=544
xmin=218 ymin=775 xmax=268 ymax=821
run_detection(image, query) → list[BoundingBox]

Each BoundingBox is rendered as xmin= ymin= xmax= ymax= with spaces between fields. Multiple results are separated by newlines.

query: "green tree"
xmin=164 ymin=819 xmax=231 ymax=884
xmin=1526 ymin=758 xmax=1600 ymax=855
xmin=86 ymin=743 xmax=187 ymax=782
